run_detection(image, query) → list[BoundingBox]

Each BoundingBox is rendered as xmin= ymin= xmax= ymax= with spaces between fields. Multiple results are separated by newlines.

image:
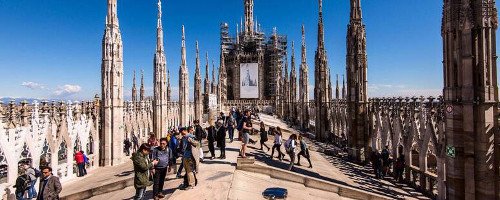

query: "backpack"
xmin=33 ymin=167 xmax=42 ymax=178
xmin=16 ymin=175 xmax=30 ymax=191
xmin=284 ymin=139 xmax=294 ymax=153
xmin=236 ymin=118 xmax=244 ymax=131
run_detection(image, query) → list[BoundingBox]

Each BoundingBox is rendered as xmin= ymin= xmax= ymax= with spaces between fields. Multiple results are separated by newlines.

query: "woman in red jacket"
xmin=74 ymin=151 xmax=85 ymax=177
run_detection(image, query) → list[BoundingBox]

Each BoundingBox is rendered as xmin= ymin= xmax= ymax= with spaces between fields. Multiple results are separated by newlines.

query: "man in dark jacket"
xmin=152 ymin=138 xmax=173 ymax=200
xmin=37 ymin=166 xmax=62 ymax=200
xmin=193 ymin=120 xmax=205 ymax=163
xmin=131 ymin=143 xmax=158 ymax=200
xmin=216 ymin=120 xmax=227 ymax=159
xmin=206 ymin=121 xmax=216 ymax=159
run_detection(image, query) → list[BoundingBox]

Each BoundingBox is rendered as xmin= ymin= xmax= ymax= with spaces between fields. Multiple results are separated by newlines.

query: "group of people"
xmin=370 ymin=145 xmax=406 ymax=181
xmin=132 ymin=126 xmax=200 ymax=200
xmin=130 ymin=108 xmax=317 ymax=199
xmin=236 ymin=109 xmax=313 ymax=171
xmin=14 ymin=164 xmax=62 ymax=200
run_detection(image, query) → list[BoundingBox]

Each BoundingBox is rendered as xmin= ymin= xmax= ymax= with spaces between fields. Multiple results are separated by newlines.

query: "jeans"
xmin=228 ymin=127 xmax=234 ymax=142
xmin=134 ymin=187 xmax=146 ymax=200
xmin=78 ymin=163 xmax=85 ymax=177
xmin=27 ymin=179 xmax=37 ymax=198
xmin=153 ymin=168 xmax=167 ymax=197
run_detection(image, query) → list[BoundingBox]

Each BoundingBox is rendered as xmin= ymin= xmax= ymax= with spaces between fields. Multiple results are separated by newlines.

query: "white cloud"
xmin=53 ymin=85 xmax=82 ymax=96
xmin=21 ymin=81 xmax=45 ymax=90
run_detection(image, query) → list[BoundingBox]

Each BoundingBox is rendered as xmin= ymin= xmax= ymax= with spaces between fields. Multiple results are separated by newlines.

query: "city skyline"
xmin=0 ymin=0 xmax=485 ymax=100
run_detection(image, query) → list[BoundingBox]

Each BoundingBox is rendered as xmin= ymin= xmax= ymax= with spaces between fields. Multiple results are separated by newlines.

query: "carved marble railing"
xmin=290 ymin=96 xmax=445 ymax=199
xmin=0 ymin=100 xmax=100 ymax=199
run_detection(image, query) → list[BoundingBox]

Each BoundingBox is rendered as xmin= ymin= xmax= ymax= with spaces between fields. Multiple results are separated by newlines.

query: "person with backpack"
xmin=271 ymin=127 xmax=285 ymax=161
xmin=179 ymin=127 xmax=199 ymax=190
xmin=284 ymin=134 xmax=297 ymax=171
xmin=24 ymin=164 xmax=40 ymax=199
xmin=14 ymin=168 xmax=30 ymax=200
xmin=259 ymin=122 xmax=270 ymax=151
xmin=296 ymin=135 xmax=313 ymax=168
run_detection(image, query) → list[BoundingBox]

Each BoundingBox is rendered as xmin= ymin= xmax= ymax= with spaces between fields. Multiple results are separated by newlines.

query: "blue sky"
xmin=0 ymin=0 xmax=493 ymax=101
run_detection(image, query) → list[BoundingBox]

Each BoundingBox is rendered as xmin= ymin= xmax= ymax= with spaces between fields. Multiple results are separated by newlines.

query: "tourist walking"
xmin=131 ymin=143 xmax=158 ymax=200
xmin=74 ymin=151 xmax=86 ymax=177
xmin=227 ymin=111 xmax=236 ymax=143
xmin=188 ymin=126 xmax=201 ymax=173
xmin=169 ymin=132 xmax=180 ymax=177
xmin=124 ymin=138 xmax=132 ymax=156
xmin=206 ymin=121 xmax=216 ymax=159
xmin=25 ymin=164 xmax=40 ymax=199
xmin=284 ymin=134 xmax=297 ymax=171
xmin=37 ymin=166 xmax=62 ymax=200
xmin=296 ymin=135 xmax=313 ymax=168
xmin=271 ymin=127 xmax=285 ymax=161
xmin=179 ymin=127 xmax=199 ymax=190
xmin=394 ymin=154 xmax=405 ymax=182
xmin=132 ymin=134 xmax=139 ymax=152
xmin=381 ymin=146 xmax=390 ymax=178
xmin=194 ymin=120 xmax=206 ymax=163
xmin=216 ymin=120 xmax=227 ymax=159
xmin=14 ymin=169 xmax=29 ymax=200
xmin=259 ymin=122 xmax=270 ymax=151
xmin=240 ymin=110 xmax=253 ymax=158
xmin=148 ymin=133 xmax=159 ymax=147
xmin=152 ymin=138 xmax=173 ymax=200
xmin=370 ymin=150 xmax=382 ymax=179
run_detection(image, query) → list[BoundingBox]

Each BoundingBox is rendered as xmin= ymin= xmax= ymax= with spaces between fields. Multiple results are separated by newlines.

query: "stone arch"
xmin=74 ymin=137 xmax=82 ymax=153
xmin=39 ymin=139 xmax=52 ymax=168
xmin=18 ymin=142 xmax=32 ymax=168
xmin=57 ymin=140 xmax=68 ymax=165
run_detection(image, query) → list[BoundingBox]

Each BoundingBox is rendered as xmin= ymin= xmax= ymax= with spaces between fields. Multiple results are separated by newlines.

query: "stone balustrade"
xmin=0 ymin=99 xmax=194 ymax=199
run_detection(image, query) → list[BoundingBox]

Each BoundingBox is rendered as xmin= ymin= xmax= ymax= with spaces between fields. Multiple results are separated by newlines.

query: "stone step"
xmin=236 ymin=157 xmax=256 ymax=166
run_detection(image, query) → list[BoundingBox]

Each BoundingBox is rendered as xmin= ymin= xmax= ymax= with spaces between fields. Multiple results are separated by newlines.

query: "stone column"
xmin=442 ymin=1 xmax=499 ymax=199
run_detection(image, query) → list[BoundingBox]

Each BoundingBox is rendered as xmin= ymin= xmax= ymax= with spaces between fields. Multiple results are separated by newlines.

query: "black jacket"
xmin=206 ymin=126 xmax=216 ymax=142
xmin=195 ymin=124 xmax=205 ymax=141
xmin=216 ymin=126 xmax=226 ymax=147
